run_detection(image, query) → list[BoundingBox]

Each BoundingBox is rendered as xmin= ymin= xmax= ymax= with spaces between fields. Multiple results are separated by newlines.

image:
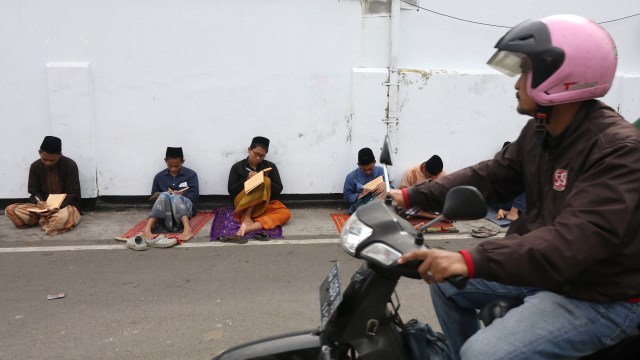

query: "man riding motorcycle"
xmin=391 ymin=14 xmax=640 ymax=359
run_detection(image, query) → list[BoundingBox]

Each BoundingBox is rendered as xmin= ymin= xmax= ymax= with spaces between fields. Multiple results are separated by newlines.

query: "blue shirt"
xmin=151 ymin=166 xmax=200 ymax=210
xmin=343 ymin=166 xmax=385 ymax=213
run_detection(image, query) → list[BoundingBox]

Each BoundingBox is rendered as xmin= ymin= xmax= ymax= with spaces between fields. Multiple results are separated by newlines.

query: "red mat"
xmin=119 ymin=210 xmax=215 ymax=243
xmin=331 ymin=213 xmax=457 ymax=234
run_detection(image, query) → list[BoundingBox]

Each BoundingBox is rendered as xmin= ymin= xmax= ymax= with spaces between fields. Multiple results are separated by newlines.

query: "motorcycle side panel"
xmin=212 ymin=329 xmax=326 ymax=360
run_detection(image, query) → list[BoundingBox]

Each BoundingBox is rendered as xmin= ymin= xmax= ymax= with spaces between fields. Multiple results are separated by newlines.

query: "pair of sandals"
xmin=216 ymin=233 xmax=271 ymax=244
xmin=471 ymin=226 xmax=500 ymax=238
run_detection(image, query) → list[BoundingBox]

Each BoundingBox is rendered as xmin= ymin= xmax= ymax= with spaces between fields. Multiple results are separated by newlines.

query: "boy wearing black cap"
xmin=343 ymin=147 xmax=385 ymax=214
xmin=5 ymin=136 xmax=82 ymax=235
xmin=227 ymin=136 xmax=290 ymax=237
xmin=143 ymin=147 xmax=199 ymax=242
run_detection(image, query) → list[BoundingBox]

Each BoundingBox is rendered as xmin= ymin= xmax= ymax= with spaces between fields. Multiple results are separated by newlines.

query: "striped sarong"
xmin=5 ymin=203 xmax=81 ymax=235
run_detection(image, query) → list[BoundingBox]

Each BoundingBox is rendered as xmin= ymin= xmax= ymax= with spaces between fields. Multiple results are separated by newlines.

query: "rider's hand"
xmin=389 ymin=190 xmax=406 ymax=208
xmin=398 ymin=249 xmax=468 ymax=284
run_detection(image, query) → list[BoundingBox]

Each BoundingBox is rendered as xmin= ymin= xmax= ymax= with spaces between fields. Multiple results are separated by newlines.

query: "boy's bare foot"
xmin=236 ymin=223 xmax=247 ymax=236
xmin=142 ymin=228 xmax=155 ymax=240
xmin=178 ymin=228 xmax=194 ymax=241
xmin=506 ymin=209 xmax=519 ymax=221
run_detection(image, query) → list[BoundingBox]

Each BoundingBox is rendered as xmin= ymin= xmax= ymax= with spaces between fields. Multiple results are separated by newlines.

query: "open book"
xmin=354 ymin=176 xmax=384 ymax=210
xmin=149 ymin=187 xmax=190 ymax=201
xmin=362 ymin=176 xmax=383 ymax=192
xmin=244 ymin=168 xmax=272 ymax=194
xmin=26 ymin=194 xmax=66 ymax=213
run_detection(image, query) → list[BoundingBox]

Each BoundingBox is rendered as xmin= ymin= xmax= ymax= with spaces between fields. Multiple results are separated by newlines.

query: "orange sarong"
xmin=233 ymin=177 xmax=291 ymax=230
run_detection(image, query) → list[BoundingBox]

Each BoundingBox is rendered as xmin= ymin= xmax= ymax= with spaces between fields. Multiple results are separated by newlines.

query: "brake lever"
xmin=414 ymin=233 xmax=468 ymax=290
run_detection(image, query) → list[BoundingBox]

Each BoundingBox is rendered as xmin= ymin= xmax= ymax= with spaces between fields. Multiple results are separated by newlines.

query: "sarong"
xmin=5 ymin=203 xmax=81 ymax=235
xmin=148 ymin=192 xmax=193 ymax=232
xmin=233 ymin=177 xmax=291 ymax=229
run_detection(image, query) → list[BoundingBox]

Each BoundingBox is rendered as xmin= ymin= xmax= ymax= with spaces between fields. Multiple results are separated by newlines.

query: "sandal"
xmin=472 ymin=226 xmax=494 ymax=234
xmin=216 ymin=235 xmax=248 ymax=244
xmin=470 ymin=228 xmax=499 ymax=238
xmin=251 ymin=233 xmax=270 ymax=241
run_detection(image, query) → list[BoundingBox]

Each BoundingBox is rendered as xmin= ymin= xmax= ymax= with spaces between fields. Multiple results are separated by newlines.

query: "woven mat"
xmin=484 ymin=208 xmax=512 ymax=227
xmin=330 ymin=213 xmax=458 ymax=234
xmin=209 ymin=206 xmax=283 ymax=241
xmin=119 ymin=210 xmax=215 ymax=243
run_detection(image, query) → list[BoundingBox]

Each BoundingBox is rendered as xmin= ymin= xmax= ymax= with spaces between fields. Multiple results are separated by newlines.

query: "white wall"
xmin=1 ymin=0 xmax=639 ymax=199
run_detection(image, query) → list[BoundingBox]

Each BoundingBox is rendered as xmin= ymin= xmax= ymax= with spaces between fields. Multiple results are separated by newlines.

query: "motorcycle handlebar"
xmin=446 ymin=275 xmax=467 ymax=290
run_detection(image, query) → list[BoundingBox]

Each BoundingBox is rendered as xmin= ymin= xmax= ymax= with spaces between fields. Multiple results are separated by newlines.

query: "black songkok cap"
xmin=424 ymin=155 xmax=443 ymax=176
xmin=251 ymin=136 xmax=270 ymax=151
xmin=358 ymin=147 xmax=375 ymax=165
xmin=165 ymin=147 xmax=184 ymax=159
xmin=40 ymin=136 xmax=62 ymax=154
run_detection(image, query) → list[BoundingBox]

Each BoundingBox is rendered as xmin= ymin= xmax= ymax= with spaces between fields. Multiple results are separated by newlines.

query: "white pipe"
xmin=387 ymin=0 xmax=401 ymax=154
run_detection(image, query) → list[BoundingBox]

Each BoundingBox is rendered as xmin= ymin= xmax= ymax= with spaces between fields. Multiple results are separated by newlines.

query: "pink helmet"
xmin=487 ymin=14 xmax=617 ymax=106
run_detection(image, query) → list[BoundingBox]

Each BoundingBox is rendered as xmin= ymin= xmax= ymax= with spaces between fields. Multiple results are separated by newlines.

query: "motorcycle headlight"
xmin=340 ymin=213 xmax=373 ymax=256
xmin=360 ymin=243 xmax=402 ymax=266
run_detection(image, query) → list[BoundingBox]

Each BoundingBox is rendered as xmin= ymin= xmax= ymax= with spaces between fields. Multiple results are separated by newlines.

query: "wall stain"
xmin=399 ymin=68 xmax=433 ymax=88
xmin=363 ymin=0 xmax=390 ymax=15
xmin=345 ymin=113 xmax=353 ymax=143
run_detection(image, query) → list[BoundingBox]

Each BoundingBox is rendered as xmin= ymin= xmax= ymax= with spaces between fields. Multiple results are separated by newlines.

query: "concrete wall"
xmin=1 ymin=0 xmax=639 ymax=200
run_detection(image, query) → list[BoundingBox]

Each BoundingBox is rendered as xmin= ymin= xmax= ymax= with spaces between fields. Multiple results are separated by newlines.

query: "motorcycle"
xmin=212 ymin=137 xmax=487 ymax=360
xmin=213 ymin=136 xmax=640 ymax=359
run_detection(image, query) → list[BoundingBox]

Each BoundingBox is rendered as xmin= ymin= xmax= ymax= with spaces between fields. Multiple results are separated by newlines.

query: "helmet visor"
xmin=487 ymin=50 xmax=526 ymax=77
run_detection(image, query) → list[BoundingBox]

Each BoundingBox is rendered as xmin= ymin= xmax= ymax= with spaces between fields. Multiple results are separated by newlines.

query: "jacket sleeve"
xmin=60 ymin=159 xmax=81 ymax=209
xmin=405 ymin=123 xmax=528 ymax=211
xmin=343 ymin=171 xmax=362 ymax=205
xmin=27 ymin=161 xmax=44 ymax=203
xmin=151 ymin=173 xmax=161 ymax=195
xmin=469 ymin=137 xmax=640 ymax=291
xmin=227 ymin=162 xmax=246 ymax=198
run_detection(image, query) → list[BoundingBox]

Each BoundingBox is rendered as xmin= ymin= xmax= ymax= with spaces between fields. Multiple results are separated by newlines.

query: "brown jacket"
xmin=406 ymin=100 xmax=640 ymax=302
xmin=28 ymin=155 xmax=82 ymax=210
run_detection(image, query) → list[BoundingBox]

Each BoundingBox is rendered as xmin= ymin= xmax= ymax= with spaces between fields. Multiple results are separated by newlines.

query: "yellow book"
xmin=27 ymin=194 xmax=67 ymax=213
xmin=363 ymin=176 xmax=383 ymax=191
xmin=244 ymin=168 xmax=272 ymax=194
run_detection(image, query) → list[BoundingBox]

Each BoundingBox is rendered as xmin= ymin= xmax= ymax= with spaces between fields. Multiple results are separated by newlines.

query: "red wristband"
xmin=401 ymin=188 xmax=411 ymax=208
xmin=459 ymin=250 xmax=475 ymax=278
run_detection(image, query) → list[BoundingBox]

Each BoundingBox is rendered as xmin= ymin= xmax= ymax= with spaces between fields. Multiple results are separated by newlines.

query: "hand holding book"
xmin=26 ymin=194 xmax=66 ymax=214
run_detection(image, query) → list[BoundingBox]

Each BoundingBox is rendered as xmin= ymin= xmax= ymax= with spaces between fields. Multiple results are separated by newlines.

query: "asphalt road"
xmin=0 ymin=236 xmax=494 ymax=360
xmin=0 ymin=205 xmax=498 ymax=359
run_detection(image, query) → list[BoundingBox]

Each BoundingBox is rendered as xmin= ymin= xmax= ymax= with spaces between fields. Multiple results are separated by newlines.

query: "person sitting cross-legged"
xmin=143 ymin=146 xmax=199 ymax=242
xmin=5 ymin=136 xmax=82 ymax=235
xmin=343 ymin=147 xmax=386 ymax=214
xmin=227 ymin=136 xmax=291 ymax=237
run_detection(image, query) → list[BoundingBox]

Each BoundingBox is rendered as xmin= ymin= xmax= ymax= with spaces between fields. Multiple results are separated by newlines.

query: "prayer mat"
xmin=484 ymin=208 xmax=512 ymax=227
xmin=209 ymin=206 xmax=283 ymax=241
xmin=118 ymin=210 xmax=215 ymax=243
xmin=330 ymin=213 xmax=458 ymax=234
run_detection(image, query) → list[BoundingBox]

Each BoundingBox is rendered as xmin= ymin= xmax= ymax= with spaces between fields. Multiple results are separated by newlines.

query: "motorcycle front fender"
xmin=212 ymin=329 xmax=330 ymax=360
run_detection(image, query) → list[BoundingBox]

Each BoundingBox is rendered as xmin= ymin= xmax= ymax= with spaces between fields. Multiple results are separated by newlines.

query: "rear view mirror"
xmin=379 ymin=135 xmax=393 ymax=166
xmin=442 ymin=186 xmax=487 ymax=220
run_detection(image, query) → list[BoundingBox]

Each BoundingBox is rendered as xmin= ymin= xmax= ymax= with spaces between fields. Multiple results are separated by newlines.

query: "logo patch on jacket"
xmin=553 ymin=169 xmax=568 ymax=191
